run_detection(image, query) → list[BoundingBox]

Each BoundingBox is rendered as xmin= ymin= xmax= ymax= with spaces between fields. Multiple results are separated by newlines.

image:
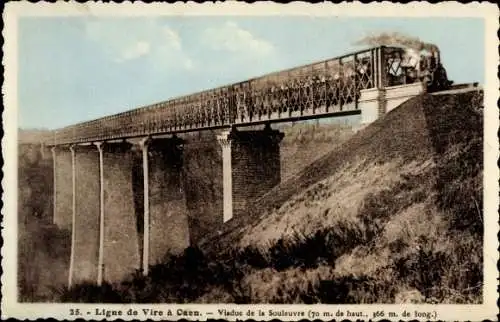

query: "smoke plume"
xmin=354 ymin=32 xmax=439 ymax=52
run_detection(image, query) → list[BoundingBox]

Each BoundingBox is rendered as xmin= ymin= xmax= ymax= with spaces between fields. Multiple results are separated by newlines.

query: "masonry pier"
xmin=144 ymin=137 xmax=190 ymax=271
xmin=181 ymin=135 xmax=223 ymax=245
xmin=217 ymin=127 xmax=284 ymax=222
xmin=101 ymin=142 xmax=141 ymax=283
xmin=72 ymin=144 xmax=100 ymax=285
xmin=52 ymin=147 xmax=73 ymax=230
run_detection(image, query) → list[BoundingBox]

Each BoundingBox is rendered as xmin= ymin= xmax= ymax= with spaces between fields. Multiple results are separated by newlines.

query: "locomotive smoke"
xmin=354 ymin=32 xmax=439 ymax=53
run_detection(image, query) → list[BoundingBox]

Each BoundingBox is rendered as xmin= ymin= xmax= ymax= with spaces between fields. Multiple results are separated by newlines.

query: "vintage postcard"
xmin=2 ymin=2 xmax=499 ymax=321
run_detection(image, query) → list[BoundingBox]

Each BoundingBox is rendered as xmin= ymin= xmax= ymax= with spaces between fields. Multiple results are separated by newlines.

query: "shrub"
xmin=59 ymin=282 xmax=123 ymax=303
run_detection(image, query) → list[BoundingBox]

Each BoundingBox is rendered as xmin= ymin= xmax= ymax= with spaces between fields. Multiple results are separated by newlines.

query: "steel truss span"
xmin=46 ymin=46 xmax=437 ymax=146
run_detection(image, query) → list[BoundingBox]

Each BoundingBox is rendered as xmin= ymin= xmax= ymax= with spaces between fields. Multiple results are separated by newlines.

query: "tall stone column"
xmin=217 ymin=126 xmax=284 ymax=222
xmin=147 ymin=137 xmax=190 ymax=267
xmin=101 ymin=142 xmax=141 ymax=283
xmin=52 ymin=146 xmax=73 ymax=230
xmin=68 ymin=145 xmax=76 ymax=288
xmin=51 ymin=147 xmax=57 ymax=225
xmin=96 ymin=142 xmax=105 ymax=286
xmin=139 ymin=138 xmax=150 ymax=275
xmin=71 ymin=144 xmax=100 ymax=285
xmin=217 ymin=131 xmax=233 ymax=223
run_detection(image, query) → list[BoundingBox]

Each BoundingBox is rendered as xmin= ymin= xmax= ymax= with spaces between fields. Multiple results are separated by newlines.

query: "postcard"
xmin=2 ymin=2 xmax=498 ymax=321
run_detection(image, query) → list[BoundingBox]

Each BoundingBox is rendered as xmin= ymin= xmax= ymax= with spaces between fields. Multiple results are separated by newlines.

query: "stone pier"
xmin=145 ymin=137 xmax=190 ymax=268
xmin=52 ymin=147 xmax=73 ymax=230
xmin=101 ymin=142 xmax=141 ymax=283
xmin=72 ymin=145 xmax=100 ymax=284
xmin=218 ymin=127 xmax=284 ymax=222
xmin=182 ymin=135 xmax=223 ymax=245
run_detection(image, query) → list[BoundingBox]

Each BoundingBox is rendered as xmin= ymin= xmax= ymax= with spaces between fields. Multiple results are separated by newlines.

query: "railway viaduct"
xmin=42 ymin=46 xmax=427 ymax=287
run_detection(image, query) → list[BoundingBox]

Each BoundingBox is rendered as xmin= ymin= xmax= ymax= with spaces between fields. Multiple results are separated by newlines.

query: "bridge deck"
xmin=45 ymin=46 xmax=417 ymax=146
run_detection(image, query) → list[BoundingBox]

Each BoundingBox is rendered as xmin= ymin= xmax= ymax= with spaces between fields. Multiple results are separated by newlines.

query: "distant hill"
xmin=18 ymin=128 xmax=52 ymax=144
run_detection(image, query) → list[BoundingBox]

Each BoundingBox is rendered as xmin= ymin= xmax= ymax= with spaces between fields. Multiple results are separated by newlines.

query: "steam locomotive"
xmin=385 ymin=46 xmax=453 ymax=92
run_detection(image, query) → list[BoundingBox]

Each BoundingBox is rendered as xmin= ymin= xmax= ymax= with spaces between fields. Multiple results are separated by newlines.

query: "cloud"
xmin=85 ymin=20 xmax=193 ymax=69
xmin=115 ymin=41 xmax=151 ymax=62
xmin=155 ymin=26 xmax=194 ymax=70
xmin=203 ymin=21 xmax=275 ymax=56
xmin=83 ymin=19 xmax=274 ymax=76
xmin=162 ymin=27 xmax=182 ymax=51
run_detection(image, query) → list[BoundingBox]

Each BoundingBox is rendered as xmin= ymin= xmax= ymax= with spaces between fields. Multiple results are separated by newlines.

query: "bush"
xmin=59 ymin=282 xmax=123 ymax=303
xmin=315 ymin=276 xmax=396 ymax=304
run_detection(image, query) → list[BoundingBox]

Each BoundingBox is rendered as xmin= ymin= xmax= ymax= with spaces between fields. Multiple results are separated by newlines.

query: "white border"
xmin=2 ymin=2 xmax=499 ymax=321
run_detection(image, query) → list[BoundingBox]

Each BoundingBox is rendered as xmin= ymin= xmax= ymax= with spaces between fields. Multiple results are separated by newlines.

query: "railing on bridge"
xmin=47 ymin=46 xmax=415 ymax=146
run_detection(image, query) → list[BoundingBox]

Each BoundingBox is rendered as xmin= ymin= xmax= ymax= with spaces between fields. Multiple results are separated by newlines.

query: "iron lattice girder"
xmin=48 ymin=46 xmax=402 ymax=146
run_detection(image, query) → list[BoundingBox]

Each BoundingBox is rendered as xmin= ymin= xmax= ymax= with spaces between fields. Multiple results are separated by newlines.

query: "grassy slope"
xmin=230 ymin=91 xmax=483 ymax=303
xmin=60 ymin=90 xmax=483 ymax=304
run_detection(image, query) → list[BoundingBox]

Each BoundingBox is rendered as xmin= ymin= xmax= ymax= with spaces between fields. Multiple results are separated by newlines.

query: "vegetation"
xmin=18 ymin=144 xmax=71 ymax=302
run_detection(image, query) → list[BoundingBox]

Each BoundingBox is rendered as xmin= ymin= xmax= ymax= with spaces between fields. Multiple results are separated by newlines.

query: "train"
xmin=384 ymin=46 xmax=453 ymax=92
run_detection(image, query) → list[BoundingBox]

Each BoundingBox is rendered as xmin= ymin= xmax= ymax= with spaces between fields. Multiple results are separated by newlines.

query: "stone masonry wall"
xmin=73 ymin=146 xmax=100 ymax=284
xmin=231 ymin=130 xmax=283 ymax=218
xmin=148 ymin=138 xmax=190 ymax=265
xmin=102 ymin=143 xmax=141 ymax=283
xmin=182 ymin=132 xmax=224 ymax=245
xmin=54 ymin=148 xmax=72 ymax=230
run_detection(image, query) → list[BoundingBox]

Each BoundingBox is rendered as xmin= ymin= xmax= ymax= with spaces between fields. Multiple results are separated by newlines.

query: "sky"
xmin=18 ymin=16 xmax=484 ymax=129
